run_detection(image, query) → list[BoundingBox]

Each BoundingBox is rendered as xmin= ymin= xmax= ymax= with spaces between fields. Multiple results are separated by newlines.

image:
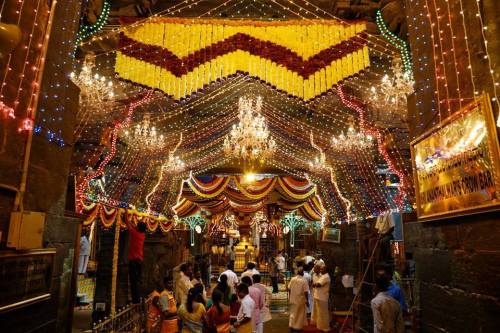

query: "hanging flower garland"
xmin=115 ymin=18 xmax=370 ymax=101
xmin=82 ymin=203 xmax=174 ymax=233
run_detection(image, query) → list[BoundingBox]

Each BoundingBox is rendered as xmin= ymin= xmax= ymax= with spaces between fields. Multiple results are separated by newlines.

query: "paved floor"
xmin=264 ymin=313 xmax=290 ymax=332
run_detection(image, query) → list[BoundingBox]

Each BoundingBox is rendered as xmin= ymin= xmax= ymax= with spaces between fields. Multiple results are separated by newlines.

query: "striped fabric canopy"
xmin=173 ymin=175 xmax=325 ymax=221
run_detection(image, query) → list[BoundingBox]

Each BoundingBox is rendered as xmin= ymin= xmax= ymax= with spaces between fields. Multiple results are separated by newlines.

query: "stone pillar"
xmin=0 ymin=0 xmax=82 ymax=332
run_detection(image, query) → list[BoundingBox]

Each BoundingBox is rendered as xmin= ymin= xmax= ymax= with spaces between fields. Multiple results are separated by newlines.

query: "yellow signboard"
xmin=411 ymin=94 xmax=500 ymax=220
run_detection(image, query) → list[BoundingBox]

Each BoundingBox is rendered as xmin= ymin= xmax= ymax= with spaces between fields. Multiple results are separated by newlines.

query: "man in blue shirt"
xmin=376 ymin=265 xmax=408 ymax=313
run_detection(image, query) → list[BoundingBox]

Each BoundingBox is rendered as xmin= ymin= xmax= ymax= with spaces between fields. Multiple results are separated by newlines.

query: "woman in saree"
xmin=178 ymin=288 xmax=206 ymax=333
xmin=206 ymin=290 xmax=231 ymax=333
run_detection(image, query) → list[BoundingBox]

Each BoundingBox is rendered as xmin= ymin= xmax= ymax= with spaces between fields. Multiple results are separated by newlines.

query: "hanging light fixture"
xmin=368 ymin=58 xmax=415 ymax=119
xmin=331 ymin=121 xmax=374 ymax=153
xmin=165 ymin=152 xmax=185 ymax=173
xmin=70 ymin=55 xmax=115 ymax=115
xmin=122 ymin=114 xmax=166 ymax=151
xmin=223 ymin=96 xmax=276 ymax=167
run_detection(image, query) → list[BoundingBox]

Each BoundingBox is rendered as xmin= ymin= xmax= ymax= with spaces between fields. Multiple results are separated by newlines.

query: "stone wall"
xmin=318 ymin=223 xmax=358 ymax=311
xmin=0 ymin=0 xmax=82 ymax=332
xmin=405 ymin=212 xmax=500 ymax=332
xmin=92 ymin=228 xmax=188 ymax=322
xmin=404 ymin=0 xmax=500 ymax=332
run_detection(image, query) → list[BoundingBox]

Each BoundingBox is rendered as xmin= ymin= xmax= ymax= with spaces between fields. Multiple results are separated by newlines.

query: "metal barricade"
xmin=92 ymin=299 xmax=151 ymax=333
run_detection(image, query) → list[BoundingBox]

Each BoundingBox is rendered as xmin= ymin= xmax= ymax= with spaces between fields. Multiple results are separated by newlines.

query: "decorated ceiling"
xmin=72 ymin=0 xmax=414 ymax=226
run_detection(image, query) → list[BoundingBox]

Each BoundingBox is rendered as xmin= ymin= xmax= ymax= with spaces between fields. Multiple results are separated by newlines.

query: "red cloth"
xmin=129 ymin=226 xmax=145 ymax=261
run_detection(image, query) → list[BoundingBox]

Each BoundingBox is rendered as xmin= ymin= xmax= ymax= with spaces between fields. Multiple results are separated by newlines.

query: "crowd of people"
xmin=134 ymin=230 xmax=407 ymax=333
xmin=147 ymin=259 xmax=274 ymax=333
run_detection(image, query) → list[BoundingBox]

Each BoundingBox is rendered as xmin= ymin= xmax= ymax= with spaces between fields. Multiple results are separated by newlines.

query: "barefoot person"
xmin=312 ymin=262 xmax=331 ymax=332
xmin=288 ymin=268 xmax=310 ymax=331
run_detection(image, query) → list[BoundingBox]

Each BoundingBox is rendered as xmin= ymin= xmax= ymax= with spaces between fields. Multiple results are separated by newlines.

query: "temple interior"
xmin=0 ymin=1 xmax=499 ymax=333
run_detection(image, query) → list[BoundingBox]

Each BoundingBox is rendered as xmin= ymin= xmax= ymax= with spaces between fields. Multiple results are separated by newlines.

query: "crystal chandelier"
xmin=122 ymin=114 xmax=165 ymax=151
xmin=70 ymin=55 xmax=115 ymax=115
xmin=223 ymin=96 xmax=276 ymax=165
xmin=308 ymin=152 xmax=327 ymax=173
xmin=165 ymin=153 xmax=185 ymax=173
xmin=331 ymin=126 xmax=374 ymax=152
xmin=368 ymin=58 xmax=414 ymax=118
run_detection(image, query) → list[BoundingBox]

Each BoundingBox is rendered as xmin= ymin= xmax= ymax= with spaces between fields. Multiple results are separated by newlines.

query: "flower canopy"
xmin=115 ymin=18 xmax=370 ymax=101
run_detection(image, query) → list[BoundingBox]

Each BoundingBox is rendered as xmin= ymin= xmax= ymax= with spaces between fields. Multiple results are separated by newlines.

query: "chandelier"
xmin=368 ymin=58 xmax=414 ymax=119
xmin=122 ymin=114 xmax=165 ymax=151
xmin=70 ymin=55 xmax=115 ymax=115
xmin=308 ymin=152 xmax=327 ymax=173
xmin=165 ymin=153 xmax=185 ymax=173
xmin=223 ymin=96 xmax=276 ymax=166
xmin=331 ymin=126 xmax=374 ymax=152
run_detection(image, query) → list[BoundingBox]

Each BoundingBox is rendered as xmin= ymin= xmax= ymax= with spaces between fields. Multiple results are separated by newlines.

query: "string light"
xmin=375 ymin=9 xmax=413 ymax=79
xmin=472 ymin=0 xmax=500 ymax=126
xmin=70 ymin=1 xmax=415 ymax=219
xmin=76 ymin=90 xmax=154 ymax=212
xmin=73 ymin=0 xmax=110 ymax=55
xmin=145 ymin=134 xmax=185 ymax=212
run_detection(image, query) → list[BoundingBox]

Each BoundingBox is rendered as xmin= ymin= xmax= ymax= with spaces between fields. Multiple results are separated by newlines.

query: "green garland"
xmin=74 ymin=0 xmax=111 ymax=55
xmin=376 ymin=9 xmax=413 ymax=79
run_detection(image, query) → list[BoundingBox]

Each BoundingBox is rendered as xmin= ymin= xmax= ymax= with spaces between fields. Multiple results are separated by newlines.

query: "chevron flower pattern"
xmin=115 ymin=18 xmax=370 ymax=101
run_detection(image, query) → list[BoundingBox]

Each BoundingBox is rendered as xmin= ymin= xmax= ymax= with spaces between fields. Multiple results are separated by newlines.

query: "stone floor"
xmin=264 ymin=313 xmax=349 ymax=333
xmin=72 ymin=309 xmax=92 ymax=332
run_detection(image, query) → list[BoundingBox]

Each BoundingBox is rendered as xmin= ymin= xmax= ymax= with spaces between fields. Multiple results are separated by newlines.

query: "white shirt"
xmin=288 ymin=275 xmax=309 ymax=305
xmin=313 ymin=273 xmax=330 ymax=302
xmin=175 ymin=272 xmax=193 ymax=305
xmin=303 ymin=272 xmax=313 ymax=312
xmin=371 ymin=291 xmax=404 ymax=333
xmin=303 ymin=255 xmax=315 ymax=265
xmin=375 ymin=213 xmax=395 ymax=235
xmin=241 ymin=268 xmax=260 ymax=280
xmin=237 ymin=294 xmax=256 ymax=323
xmin=276 ymin=255 xmax=286 ymax=271
xmin=303 ymin=272 xmax=312 ymax=285
xmin=220 ymin=269 xmax=238 ymax=294
xmin=229 ymin=250 xmax=236 ymax=261
xmin=80 ymin=236 xmax=90 ymax=256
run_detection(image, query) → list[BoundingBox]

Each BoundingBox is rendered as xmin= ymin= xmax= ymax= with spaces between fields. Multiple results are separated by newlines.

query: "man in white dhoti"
xmin=303 ymin=263 xmax=313 ymax=317
xmin=312 ymin=262 xmax=331 ymax=332
xmin=288 ymin=268 xmax=310 ymax=331
xmin=78 ymin=232 xmax=90 ymax=275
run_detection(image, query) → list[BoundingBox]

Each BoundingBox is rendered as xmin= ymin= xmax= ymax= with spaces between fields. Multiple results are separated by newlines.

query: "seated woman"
xmin=178 ymin=288 xmax=206 ymax=333
xmin=206 ymin=290 xmax=231 ymax=333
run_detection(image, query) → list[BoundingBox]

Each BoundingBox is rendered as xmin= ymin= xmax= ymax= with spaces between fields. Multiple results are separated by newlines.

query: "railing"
xmin=92 ymin=299 xmax=150 ymax=333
